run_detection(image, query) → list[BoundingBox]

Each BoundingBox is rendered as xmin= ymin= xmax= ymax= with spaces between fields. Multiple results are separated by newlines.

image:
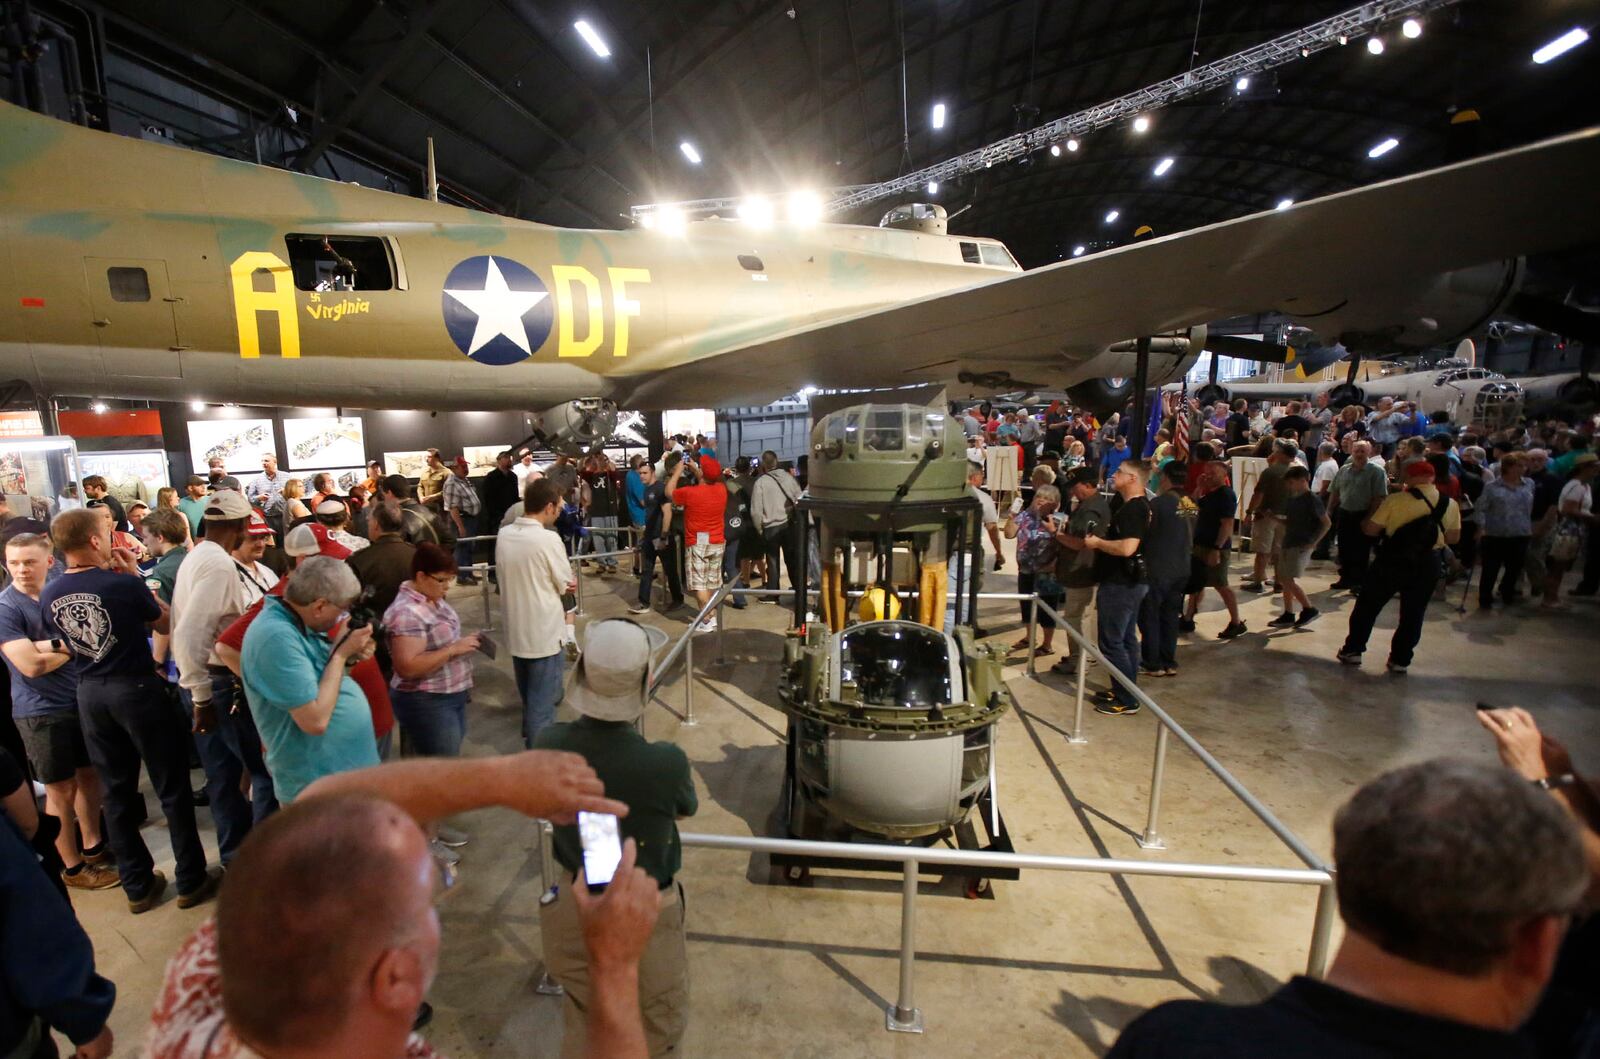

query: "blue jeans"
xmin=390 ymin=689 xmax=469 ymax=757
xmin=211 ymin=670 xmax=276 ymax=824
xmin=1138 ymin=574 xmax=1188 ymax=671
xmin=454 ymin=513 xmax=477 ymax=576
xmin=514 ymin=654 xmax=565 ymax=748
xmin=586 ymin=515 xmax=620 ymax=568
xmin=1096 ymin=581 xmax=1148 ymax=706
xmin=182 ymin=685 xmax=252 ymax=865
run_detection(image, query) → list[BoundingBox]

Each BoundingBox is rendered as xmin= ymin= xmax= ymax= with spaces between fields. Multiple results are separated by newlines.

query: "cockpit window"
xmin=978 ymin=243 xmax=1016 ymax=268
xmin=838 ymin=624 xmax=953 ymax=708
xmin=863 ymin=407 xmax=905 ymax=451
xmin=959 ymin=241 xmax=982 ymax=264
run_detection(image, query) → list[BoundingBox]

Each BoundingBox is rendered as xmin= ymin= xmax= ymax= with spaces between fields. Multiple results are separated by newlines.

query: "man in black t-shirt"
xmin=1272 ymin=400 xmax=1314 ymax=441
xmin=1082 ymin=459 xmax=1151 ymax=716
xmin=1224 ymin=399 xmax=1252 ymax=450
xmin=1184 ymin=460 xmax=1245 ymax=639
xmin=632 ymin=463 xmax=685 ymax=614
xmin=1107 ymin=759 xmax=1586 ymax=1059
xmin=41 ymin=508 xmax=218 ymax=914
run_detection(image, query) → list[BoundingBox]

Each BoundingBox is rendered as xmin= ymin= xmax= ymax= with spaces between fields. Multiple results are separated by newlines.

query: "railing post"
xmin=535 ymin=819 xmax=564 ymax=995
xmin=886 ymin=858 xmax=924 ymax=1033
xmin=681 ymin=630 xmax=697 ymax=727
xmin=572 ymin=553 xmax=586 ymax=617
xmin=1306 ymin=879 xmax=1338 ymax=978
xmin=478 ymin=564 xmax=492 ymax=630
xmin=1069 ymin=647 xmax=1088 ymax=745
xmin=1026 ymin=595 xmax=1039 ymax=676
xmin=1138 ymin=725 xmax=1170 ymax=850
xmin=716 ymin=593 xmax=726 ymax=665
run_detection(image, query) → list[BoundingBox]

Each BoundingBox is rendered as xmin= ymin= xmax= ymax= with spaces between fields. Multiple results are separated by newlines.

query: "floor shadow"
xmin=693 ymin=741 xmax=787 ymax=837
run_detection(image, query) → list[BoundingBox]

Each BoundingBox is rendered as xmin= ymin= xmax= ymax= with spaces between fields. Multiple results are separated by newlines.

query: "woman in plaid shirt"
xmin=382 ymin=543 xmax=481 ymax=761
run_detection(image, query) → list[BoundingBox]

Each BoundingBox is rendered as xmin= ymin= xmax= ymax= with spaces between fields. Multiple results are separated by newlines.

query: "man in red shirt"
xmin=666 ymin=455 xmax=727 ymax=633
xmin=212 ymin=522 xmax=396 ymax=758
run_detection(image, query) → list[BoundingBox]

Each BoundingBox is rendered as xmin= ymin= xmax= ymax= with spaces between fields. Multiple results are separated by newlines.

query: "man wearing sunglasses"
xmin=145 ymin=751 xmax=660 ymax=1059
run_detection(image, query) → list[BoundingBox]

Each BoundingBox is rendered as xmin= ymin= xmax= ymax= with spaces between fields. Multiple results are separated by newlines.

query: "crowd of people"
xmin=0 ymin=395 xmax=1596 ymax=1057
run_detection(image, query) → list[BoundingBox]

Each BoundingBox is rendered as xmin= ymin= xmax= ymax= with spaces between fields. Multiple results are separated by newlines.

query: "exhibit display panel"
xmin=461 ymin=444 xmax=504 ymax=477
xmin=297 ymin=467 xmax=367 ymax=493
xmin=78 ymin=449 xmax=169 ymax=506
xmin=0 ymin=436 xmax=83 ymax=521
xmin=188 ymin=419 xmax=277 ymax=474
xmin=284 ymin=416 xmax=366 ymax=469
xmin=384 ymin=450 xmax=430 ymax=477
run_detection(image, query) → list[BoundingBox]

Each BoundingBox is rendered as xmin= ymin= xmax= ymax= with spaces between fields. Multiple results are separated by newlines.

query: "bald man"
xmin=145 ymin=752 xmax=659 ymax=1059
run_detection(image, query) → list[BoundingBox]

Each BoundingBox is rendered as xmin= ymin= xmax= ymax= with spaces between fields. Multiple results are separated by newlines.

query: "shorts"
xmin=1276 ymin=545 xmax=1311 ymax=581
xmin=19 ymin=711 xmax=90 ymax=784
xmin=686 ymin=541 xmax=726 ymax=591
xmin=1188 ymin=547 xmax=1230 ymax=591
xmin=1251 ymin=515 xmax=1285 ymax=557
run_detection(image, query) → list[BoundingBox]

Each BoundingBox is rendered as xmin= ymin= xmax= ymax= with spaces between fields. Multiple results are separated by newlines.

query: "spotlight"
xmin=189 ymin=400 xmax=205 ymax=412
xmin=736 ymin=197 xmax=773 ymax=228
xmin=679 ymin=141 xmax=701 ymax=165
xmin=1132 ymin=115 xmax=1150 ymax=133
xmin=90 ymin=401 xmax=108 ymax=414
xmin=1367 ymin=36 xmax=1384 ymax=55
xmin=1104 ymin=209 xmax=1120 ymax=224
xmin=1072 ymin=245 xmax=1085 ymax=257
xmin=1402 ymin=18 xmax=1421 ymax=39
xmin=1533 ymin=28 xmax=1589 ymax=64
xmin=1338 ymin=34 xmax=1348 ymax=45
xmin=1368 ymin=137 xmax=1399 ymax=158
xmin=1066 ymin=138 xmax=1079 ymax=152
xmin=656 ymin=206 xmax=687 ymax=234
xmin=1276 ymin=198 xmax=1294 ymax=211
xmin=786 ymin=190 xmax=823 ymax=226
xmin=1049 ymin=144 xmax=1061 ymax=157
xmin=931 ymin=102 xmax=946 ymax=129
xmin=1235 ymin=77 xmax=1250 ymax=92
xmin=927 ymin=180 xmax=939 ymax=195
xmin=1153 ymin=157 xmax=1174 ymax=177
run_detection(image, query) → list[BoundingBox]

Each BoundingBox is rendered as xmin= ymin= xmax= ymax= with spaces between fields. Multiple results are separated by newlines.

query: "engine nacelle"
xmin=1065 ymin=328 xmax=1204 ymax=417
xmin=535 ymin=399 xmax=618 ymax=455
xmin=1297 ymin=260 xmax=1524 ymax=354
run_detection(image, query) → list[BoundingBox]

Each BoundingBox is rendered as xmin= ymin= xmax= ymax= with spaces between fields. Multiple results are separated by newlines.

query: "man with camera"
xmin=240 ymin=556 xmax=380 ymax=804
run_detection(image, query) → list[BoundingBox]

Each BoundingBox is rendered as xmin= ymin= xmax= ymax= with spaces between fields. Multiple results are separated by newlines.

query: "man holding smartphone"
xmin=535 ymin=618 xmax=697 ymax=1058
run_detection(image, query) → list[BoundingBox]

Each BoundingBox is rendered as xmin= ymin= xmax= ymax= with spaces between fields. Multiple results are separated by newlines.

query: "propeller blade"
xmin=1509 ymin=292 xmax=1600 ymax=345
xmin=1346 ymin=351 xmax=1362 ymax=386
xmin=1205 ymin=334 xmax=1291 ymax=363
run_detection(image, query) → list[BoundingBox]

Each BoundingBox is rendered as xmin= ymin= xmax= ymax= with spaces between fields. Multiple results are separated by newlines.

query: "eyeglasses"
xmin=422 ymin=572 xmax=455 ymax=587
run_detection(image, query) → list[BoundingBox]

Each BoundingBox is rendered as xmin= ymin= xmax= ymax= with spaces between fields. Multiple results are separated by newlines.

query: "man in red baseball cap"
xmin=665 ymin=454 xmax=727 ymax=633
xmin=1337 ymin=459 xmax=1461 ymax=674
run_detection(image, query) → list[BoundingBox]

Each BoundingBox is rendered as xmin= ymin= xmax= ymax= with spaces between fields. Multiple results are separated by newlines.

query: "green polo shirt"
xmin=534 ymin=717 xmax=697 ymax=888
xmin=178 ymin=495 xmax=209 ymax=538
xmin=144 ymin=547 xmax=186 ymax=605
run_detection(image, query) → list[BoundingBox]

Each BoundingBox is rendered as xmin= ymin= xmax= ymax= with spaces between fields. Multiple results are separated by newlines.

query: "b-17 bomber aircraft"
xmin=1 ymin=98 xmax=1599 ymax=447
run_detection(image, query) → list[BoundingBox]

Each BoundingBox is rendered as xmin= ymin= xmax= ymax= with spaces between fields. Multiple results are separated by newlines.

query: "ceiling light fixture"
xmin=1368 ymin=137 xmax=1399 ymax=158
xmin=90 ymin=401 xmax=108 ymax=414
xmin=1066 ymin=138 xmax=1079 ymax=152
xmin=1049 ymin=144 xmax=1061 ymax=157
xmin=190 ymin=400 xmax=205 ymax=412
xmin=1104 ymin=209 xmax=1120 ymax=224
xmin=1072 ymin=245 xmax=1086 ymax=257
xmin=679 ymin=141 xmax=701 ymax=164
xmin=927 ymin=180 xmax=939 ymax=194
xmin=1367 ymin=35 xmax=1385 ymax=54
xmin=573 ymin=20 xmax=610 ymax=58
xmin=931 ymin=102 xmax=946 ymax=129
xmin=1153 ymin=157 xmax=1174 ymax=176
xmin=1402 ymin=18 xmax=1422 ymax=39
xmin=1533 ymin=28 xmax=1589 ymax=64
xmin=736 ymin=197 xmax=773 ymax=228
xmin=787 ymin=190 xmax=823 ymax=226
xmin=1132 ymin=115 xmax=1150 ymax=133
xmin=1276 ymin=198 xmax=1294 ymax=211
xmin=1300 ymin=46 xmax=1311 ymax=57
xmin=1235 ymin=76 xmax=1250 ymax=92
xmin=656 ymin=206 xmax=687 ymax=235
xmin=1338 ymin=33 xmax=1349 ymax=45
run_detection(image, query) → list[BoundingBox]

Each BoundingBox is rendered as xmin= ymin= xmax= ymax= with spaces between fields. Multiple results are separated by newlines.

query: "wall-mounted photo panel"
xmin=284 ymin=416 xmax=366 ymax=470
xmin=384 ymin=450 xmax=430 ymax=478
xmin=78 ymin=449 xmax=169 ymax=506
xmin=461 ymin=445 xmax=506 ymax=477
xmin=188 ymin=419 xmax=276 ymax=474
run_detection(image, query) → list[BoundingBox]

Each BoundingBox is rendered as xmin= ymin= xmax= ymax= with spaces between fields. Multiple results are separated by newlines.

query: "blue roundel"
xmin=440 ymin=255 xmax=554 ymax=366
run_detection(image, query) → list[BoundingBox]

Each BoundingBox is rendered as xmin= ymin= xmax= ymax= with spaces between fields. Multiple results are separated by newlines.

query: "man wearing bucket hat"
xmin=1337 ymin=460 xmax=1460 ymax=674
xmin=534 ymin=618 xmax=696 ymax=1058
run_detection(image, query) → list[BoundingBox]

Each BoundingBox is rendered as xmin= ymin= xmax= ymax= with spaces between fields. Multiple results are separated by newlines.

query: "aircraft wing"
xmin=618 ymin=125 xmax=1600 ymax=407
xmin=1161 ymin=379 xmax=1332 ymax=402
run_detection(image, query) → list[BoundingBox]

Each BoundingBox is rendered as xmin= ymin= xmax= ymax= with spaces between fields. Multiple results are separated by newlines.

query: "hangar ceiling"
xmin=5 ymin=0 xmax=1599 ymax=267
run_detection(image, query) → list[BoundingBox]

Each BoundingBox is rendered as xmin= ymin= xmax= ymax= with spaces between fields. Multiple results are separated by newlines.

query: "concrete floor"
xmin=72 ymin=546 xmax=1600 ymax=1057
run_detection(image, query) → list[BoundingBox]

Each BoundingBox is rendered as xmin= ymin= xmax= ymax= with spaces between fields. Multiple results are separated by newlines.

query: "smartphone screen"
xmin=577 ymin=811 xmax=622 ymax=890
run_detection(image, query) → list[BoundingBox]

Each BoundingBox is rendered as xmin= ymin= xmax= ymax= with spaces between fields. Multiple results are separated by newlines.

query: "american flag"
xmin=1171 ymin=378 xmax=1191 ymax=462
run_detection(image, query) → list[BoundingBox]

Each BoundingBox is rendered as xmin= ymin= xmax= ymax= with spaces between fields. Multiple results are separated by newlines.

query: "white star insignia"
xmin=443 ymin=257 xmax=549 ymax=355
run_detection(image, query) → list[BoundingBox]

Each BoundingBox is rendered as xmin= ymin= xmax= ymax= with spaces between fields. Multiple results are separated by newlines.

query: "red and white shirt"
xmin=145 ymin=920 xmax=439 ymax=1059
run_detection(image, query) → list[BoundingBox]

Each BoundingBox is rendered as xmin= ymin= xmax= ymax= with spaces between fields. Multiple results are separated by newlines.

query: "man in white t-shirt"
xmin=497 ymin=478 xmax=576 ymax=746
xmin=1312 ymin=442 xmax=1339 ymax=560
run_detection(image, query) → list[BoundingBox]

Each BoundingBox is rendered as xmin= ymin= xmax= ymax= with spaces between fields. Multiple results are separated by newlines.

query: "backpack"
xmin=1376 ymin=488 xmax=1448 ymax=572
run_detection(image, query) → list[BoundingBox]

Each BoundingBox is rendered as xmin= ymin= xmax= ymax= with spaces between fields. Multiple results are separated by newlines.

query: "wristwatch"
xmin=1532 ymin=774 xmax=1577 ymax=791
xmin=50 ymin=638 xmax=63 ymax=652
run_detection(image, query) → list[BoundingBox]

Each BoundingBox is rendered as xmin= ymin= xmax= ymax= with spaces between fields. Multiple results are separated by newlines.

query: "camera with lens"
xmin=346 ymin=585 xmax=382 ymax=636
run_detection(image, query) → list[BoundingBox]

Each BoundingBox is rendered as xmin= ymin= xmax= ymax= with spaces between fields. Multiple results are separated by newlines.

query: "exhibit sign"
xmin=461 ymin=445 xmax=504 ymax=477
xmin=384 ymin=450 xmax=430 ymax=478
xmin=78 ymin=449 xmax=169 ymax=503
xmin=298 ymin=467 xmax=367 ymax=493
xmin=188 ymin=419 xmax=276 ymax=474
xmin=284 ymin=416 xmax=366 ymax=470
xmin=0 ymin=410 xmax=43 ymax=437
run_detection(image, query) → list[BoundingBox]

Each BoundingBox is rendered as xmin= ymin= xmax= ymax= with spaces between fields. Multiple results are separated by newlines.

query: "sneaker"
xmin=1337 ymin=650 xmax=1362 ymax=666
xmin=177 ymin=867 xmax=224 ymax=909
xmin=628 ymin=602 xmax=651 ymax=615
xmin=1159 ymin=667 xmax=1179 ymax=677
xmin=1240 ymin=580 xmax=1264 ymax=593
xmin=128 ymin=871 xmax=168 ymax=914
xmin=1094 ymin=699 xmax=1142 ymax=716
xmin=435 ymin=824 xmax=469 ymax=848
xmin=63 ymin=863 xmax=121 ymax=890
xmin=1178 ymin=617 xmax=1196 ymax=633
xmin=1385 ymin=659 xmax=1409 ymax=675
xmin=81 ymin=842 xmax=114 ymax=867
xmin=1267 ymin=612 xmax=1297 ymax=628
xmin=1050 ymin=658 xmax=1077 ymax=675
xmin=695 ymin=618 xmax=718 ymax=634
xmin=429 ymin=839 xmax=462 ymax=866
xmin=1294 ymin=607 xmax=1321 ymax=627
xmin=1217 ymin=621 xmax=1247 ymax=640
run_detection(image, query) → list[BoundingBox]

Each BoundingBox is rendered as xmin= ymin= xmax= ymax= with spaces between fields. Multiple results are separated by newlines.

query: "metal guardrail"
xmin=634 ymin=583 xmax=1337 ymax=1034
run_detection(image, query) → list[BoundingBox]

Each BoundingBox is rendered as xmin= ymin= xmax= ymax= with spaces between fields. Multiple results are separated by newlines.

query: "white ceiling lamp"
xmin=1368 ymin=137 xmax=1399 ymax=158
xmin=1401 ymin=18 xmax=1422 ymax=39
xmin=1338 ymin=33 xmax=1349 ymax=45
xmin=1104 ymin=209 xmax=1120 ymax=224
xmin=1153 ymin=157 xmax=1174 ymax=177
xmin=1367 ymin=35 xmax=1385 ymax=54
xmin=787 ymin=190 xmax=823 ymax=226
xmin=1533 ymin=28 xmax=1589 ymax=64
xmin=1065 ymin=137 xmax=1079 ymax=152
xmin=679 ymin=141 xmax=701 ymax=164
xmin=1049 ymin=144 xmax=1061 ymax=157
xmin=189 ymin=399 xmax=205 ymax=412
xmin=1132 ymin=114 xmax=1151 ymax=133
xmin=931 ymin=102 xmax=946 ymax=129
xmin=1235 ymin=76 xmax=1250 ymax=92
xmin=656 ymin=206 xmax=687 ymax=235
xmin=736 ymin=197 xmax=773 ymax=228
xmin=90 ymin=401 xmax=108 ymax=414
xmin=573 ymin=20 xmax=611 ymax=58
xmin=927 ymin=180 xmax=939 ymax=194
xmin=1072 ymin=245 xmax=1086 ymax=257
xmin=1276 ymin=198 xmax=1294 ymax=211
